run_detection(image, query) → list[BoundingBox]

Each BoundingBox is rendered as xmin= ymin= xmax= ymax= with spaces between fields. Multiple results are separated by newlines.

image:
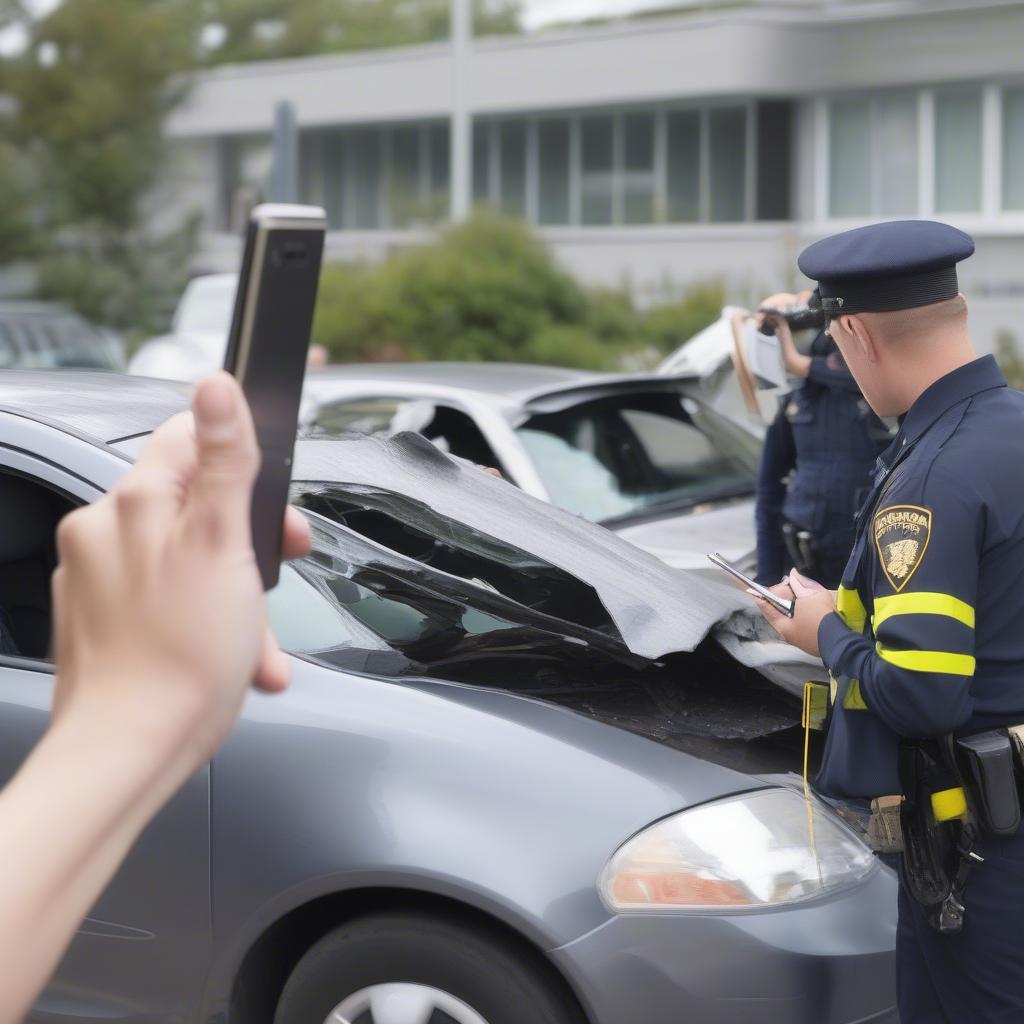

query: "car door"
xmin=0 ymin=428 xmax=212 ymax=1022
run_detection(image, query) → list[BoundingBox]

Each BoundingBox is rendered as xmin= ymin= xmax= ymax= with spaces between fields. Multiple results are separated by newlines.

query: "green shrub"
xmin=640 ymin=282 xmax=725 ymax=354
xmin=523 ymin=324 xmax=620 ymax=370
xmin=310 ymin=211 xmax=724 ymax=370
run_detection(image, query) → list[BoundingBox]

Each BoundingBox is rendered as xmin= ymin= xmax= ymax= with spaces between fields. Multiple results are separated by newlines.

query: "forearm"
xmin=818 ymin=613 xmax=973 ymax=737
xmin=0 ymin=698 xmax=196 ymax=1022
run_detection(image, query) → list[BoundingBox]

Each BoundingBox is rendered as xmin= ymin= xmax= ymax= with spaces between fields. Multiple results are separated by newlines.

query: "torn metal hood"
xmin=292 ymin=431 xmax=752 ymax=660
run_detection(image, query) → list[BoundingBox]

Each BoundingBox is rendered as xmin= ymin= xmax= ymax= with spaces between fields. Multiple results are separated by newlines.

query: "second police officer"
xmin=754 ymin=289 xmax=890 ymax=589
xmin=756 ymin=220 xmax=1024 ymax=1022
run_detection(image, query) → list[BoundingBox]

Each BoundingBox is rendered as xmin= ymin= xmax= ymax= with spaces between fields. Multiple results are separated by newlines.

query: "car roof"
xmin=306 ymin=361 xmax=699 ymax=408
xmin=0 ymin=370 xmax=189 ymax=443
xmin=308 ymin=362 xmax=597 ymax=399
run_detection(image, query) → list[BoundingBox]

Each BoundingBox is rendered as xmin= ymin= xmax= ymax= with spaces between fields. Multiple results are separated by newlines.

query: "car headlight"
xmin=599 ymin=787 xmax=876 ymax=912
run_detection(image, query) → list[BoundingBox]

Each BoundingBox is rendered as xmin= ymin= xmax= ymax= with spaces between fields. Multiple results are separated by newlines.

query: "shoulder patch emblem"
xmin=873 ymin=504 xmax=932 ymax=591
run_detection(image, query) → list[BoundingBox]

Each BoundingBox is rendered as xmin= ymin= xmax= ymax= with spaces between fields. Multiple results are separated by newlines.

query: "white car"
xmin=128 ymin=273 xmax=237 ymax=380
xmin=131 ymin=279 xmax=766 ymax=569
xmin=301 ymin=361 xmax=762 ymax=571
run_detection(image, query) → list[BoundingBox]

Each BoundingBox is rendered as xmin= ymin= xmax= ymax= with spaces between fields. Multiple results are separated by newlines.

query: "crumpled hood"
xmin=292 ymin=431 xmax=751 ymax=660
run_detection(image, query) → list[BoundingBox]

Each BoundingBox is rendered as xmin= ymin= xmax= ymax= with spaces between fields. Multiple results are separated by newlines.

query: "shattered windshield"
xmin=516 ymin=392 xmax=760 ymax=524
xmin=270 ymin=497 xmax=640 ymax=680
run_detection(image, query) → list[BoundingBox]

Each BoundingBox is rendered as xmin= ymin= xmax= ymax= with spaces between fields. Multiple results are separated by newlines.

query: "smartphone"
xmin=223 ymin=203 xmax=326 ymax=589
xmin=707 ymin=552 xmax=795 ymax=618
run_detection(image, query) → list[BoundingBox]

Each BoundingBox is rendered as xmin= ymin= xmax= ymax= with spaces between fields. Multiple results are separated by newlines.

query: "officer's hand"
xmin=770 ymin=316 xmax=812 ymax=379
xmin=755 ymin=292 xmax=798 ymax=323
xmin=750 ymin=574 xmax=836 ymax=658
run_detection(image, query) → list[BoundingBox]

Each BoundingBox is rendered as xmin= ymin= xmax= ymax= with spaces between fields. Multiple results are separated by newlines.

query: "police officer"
xmin=755 ymin=290 xmax=890 ymax=588
xmin=756 ymin=219 xmax=1024 ymax=1022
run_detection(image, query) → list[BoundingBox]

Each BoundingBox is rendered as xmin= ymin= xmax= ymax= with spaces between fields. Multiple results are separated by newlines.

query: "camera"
xmin=757 ymin=302 xmax=827 ymax=336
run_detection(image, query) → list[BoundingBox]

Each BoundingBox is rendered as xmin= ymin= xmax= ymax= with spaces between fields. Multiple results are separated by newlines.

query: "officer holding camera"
xmin=757 ymin=220 xmax=1024 ymax=1022
xmin=754 ymin=289 xmax=890 ymax=588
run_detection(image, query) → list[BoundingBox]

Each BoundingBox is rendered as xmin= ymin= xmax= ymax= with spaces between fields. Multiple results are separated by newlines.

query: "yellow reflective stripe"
xmin=836 ymin=585 xmax=867 ymax=632
xmin=931 ymin=787 xmax=968 ymax=822
xmin=875 ymin=643 xmax=976 ymax=676
xmin=872 ymin=592 xmax=975 ymax=632
xmin=842 ymin=679 xmax=869 ymax=710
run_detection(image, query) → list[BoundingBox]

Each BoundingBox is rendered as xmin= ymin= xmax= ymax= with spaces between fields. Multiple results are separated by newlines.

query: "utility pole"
xmin=450 ymin=0 xmax=471 ymax=222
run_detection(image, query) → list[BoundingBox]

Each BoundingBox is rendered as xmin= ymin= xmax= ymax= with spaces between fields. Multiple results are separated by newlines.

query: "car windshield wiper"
xmin=598 ymin=482 xmax=754 ymax=528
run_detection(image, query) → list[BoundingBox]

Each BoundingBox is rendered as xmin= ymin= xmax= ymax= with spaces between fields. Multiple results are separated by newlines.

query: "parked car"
xmin=0 ymin=371 xmax=895 ymax=1024
xmin=0 ymin=301 xmax=125 ymax=371
xmin=127 ymin=273 xmax=236 ymax=380
xmin=302 ymin=362 xmax=762 ymax=570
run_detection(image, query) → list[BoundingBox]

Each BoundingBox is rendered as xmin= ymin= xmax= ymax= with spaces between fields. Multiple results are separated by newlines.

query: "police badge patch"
xmin=873 ymin=504 xmax=932 ymax=591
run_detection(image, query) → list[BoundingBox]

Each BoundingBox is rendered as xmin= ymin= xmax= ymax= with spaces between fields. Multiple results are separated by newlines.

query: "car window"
xmin=314 ymin=398 xmax=405 ymax=436
xmin=516 ymin=391 xmax=760 ymax=525
xmin=313 ymin=398 xmax=505 ymax=474
xmin=267 ymin=562 xmax=391 ymax=655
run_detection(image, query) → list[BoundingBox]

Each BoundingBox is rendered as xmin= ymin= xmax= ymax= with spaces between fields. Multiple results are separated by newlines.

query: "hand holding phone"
xmin=707 ymin=552 xmax=795 ymax=618
xmin=223 ymin=203 xmax=326 ymax=589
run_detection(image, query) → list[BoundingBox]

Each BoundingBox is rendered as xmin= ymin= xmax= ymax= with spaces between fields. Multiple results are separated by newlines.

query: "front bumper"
xmin=550 ymin=861 xmax=898 ymax=1024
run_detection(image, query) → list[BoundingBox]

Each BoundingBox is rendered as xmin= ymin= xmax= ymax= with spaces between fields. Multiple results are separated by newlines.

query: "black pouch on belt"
xmin=898 ymin=742 xmax=960 ymax=910
xmin=956 ymin=730 xmax=1022 ymax=837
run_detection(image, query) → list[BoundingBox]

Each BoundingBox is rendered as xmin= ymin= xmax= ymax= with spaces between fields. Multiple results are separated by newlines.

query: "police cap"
xmin=798 ymin=220 xmax=975 ymax=316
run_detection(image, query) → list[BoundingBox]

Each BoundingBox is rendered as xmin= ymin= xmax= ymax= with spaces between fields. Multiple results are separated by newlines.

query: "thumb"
xmin=187 ymin=373 xmax=259 ymax=547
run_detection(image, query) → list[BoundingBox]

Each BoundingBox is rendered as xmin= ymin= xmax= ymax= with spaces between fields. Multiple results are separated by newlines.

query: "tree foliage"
xmin=312 ymin=212 xmax=723 ymax=369
xmin=198 ymin=0 xmax=520 ymax=64
xmin=0 ymin=0 xmax=200 ymax=331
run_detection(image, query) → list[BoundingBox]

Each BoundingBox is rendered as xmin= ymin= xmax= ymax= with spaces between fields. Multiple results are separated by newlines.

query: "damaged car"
xmin=0 ymin=372 xmax=896 ymax=1024
xmin=301 ymin=361 xmax=763 ymax=572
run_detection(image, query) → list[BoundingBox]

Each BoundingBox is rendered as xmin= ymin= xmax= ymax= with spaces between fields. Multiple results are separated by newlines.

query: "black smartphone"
xmin=223 ymin=203 xmax=326 ymax=589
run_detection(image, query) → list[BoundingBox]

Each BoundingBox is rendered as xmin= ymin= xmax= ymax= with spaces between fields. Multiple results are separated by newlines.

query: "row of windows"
xmin=217 ymin=83 xmax=1024 ymax=231
xmin=471 ymin=103 xmax=791 ymax=226
xmin=827 ymin=86 xmax=1024 ymax=218
xmin=219 ymin=101 xmax=792 ymax=231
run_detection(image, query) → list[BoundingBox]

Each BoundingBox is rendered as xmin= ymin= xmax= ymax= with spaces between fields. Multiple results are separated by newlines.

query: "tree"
xmin=4 ymin=0 xmax=201 ymax=334
xmin=198 ymin=0 xmax=520 ymax=64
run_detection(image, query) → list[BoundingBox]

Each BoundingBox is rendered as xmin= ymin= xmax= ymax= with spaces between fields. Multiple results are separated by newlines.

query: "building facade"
xmin=155 ymin=0 xmax=1024 ymax=353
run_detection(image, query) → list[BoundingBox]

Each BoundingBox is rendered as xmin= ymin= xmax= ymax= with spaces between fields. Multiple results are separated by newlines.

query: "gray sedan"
xmin=0 ymin=372 xmax=897 ymax=1024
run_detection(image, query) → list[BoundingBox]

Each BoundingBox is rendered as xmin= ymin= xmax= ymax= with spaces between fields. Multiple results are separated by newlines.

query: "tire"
xmin=273 ymin=910 xmax=584 ymax=1024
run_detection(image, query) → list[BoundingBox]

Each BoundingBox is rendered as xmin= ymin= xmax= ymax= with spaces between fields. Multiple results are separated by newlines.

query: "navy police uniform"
xmin=801 ymin=221 xmax=1024 ymax=1022
xmin=755 ymin=329 xmax=889 ymax=588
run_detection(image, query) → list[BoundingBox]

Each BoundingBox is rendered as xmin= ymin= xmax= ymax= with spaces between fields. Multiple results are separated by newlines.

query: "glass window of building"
xmin=351 ymin=128 xmax=381 ymax=230
xmin=934 ymin=92 xmax=982 ymax=213
xmin=581 ymin=114 xmax=615 ymax=225
xmin=755 ymin=101 xmax=792 ymax=221
xmin=538 ymin=119 xmax=571 ymax=225
xmin=829 ymin=98 xmax=871 ymax=216
xmin=876 ymin=94 xmax=918 ymax=216
xmin=499 ymin=120 xmax=528 ymax=217
xmin=1003 ymin=87 xmax=1024 ymax=211
xmin=666 ymin=110 xmax=700 ymax=222
xmin=429 ymin=123 xmax=450 ymax=205
xmin=389 ymin=125 xmax=421 ymax=228
xmin=299 ymin=132 xmax=326 ymax=212
xmin=622 ymin=112 xmax=656 ymax=224
xmin=708 ymin=106 xmax=747 ymax=222
xmin=472 ymin=121 xmax=492 ymax=205
xmin=323 ymin=133 xmax=346 ymax=229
